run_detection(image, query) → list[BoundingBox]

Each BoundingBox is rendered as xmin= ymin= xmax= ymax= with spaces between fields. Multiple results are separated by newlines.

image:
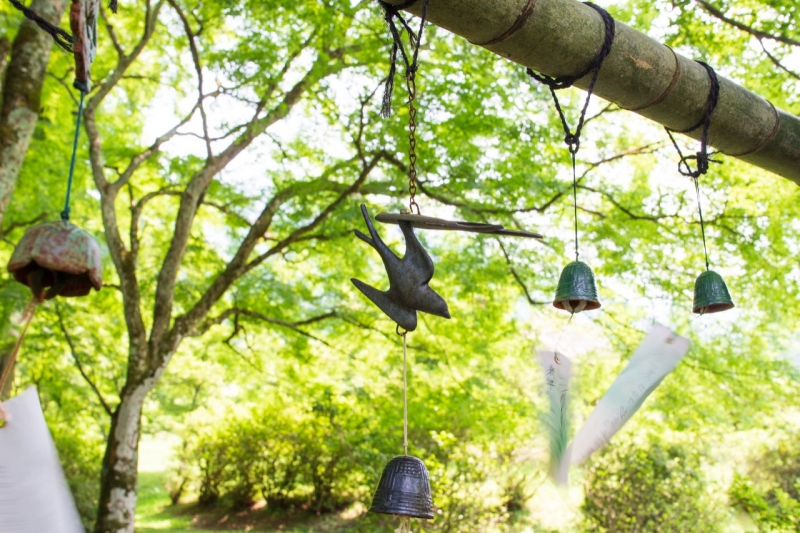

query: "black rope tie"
xmin=7 ymin=0 xmax=74 ymax=52
xmin=378 ymin=0 xmax=428 ymax=118
xmin=526 ymin=2 xmax=616 ymax=261
xmin=665 ymin=61 xmax=721 ymax=271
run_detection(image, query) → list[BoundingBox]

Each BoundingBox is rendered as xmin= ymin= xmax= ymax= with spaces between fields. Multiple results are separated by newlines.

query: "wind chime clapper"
xmin=665 ymin=62 xmax=734 ymax=315
xmin=524 ymin=2 xmax=616 ymax=314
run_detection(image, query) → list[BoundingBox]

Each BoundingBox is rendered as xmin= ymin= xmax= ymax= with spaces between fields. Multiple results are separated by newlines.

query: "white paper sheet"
xmin=567 ymin=324 xmax=690 ymax=466
xmin=0 ymin=387 xmax=84 ymax=533
xmin=538 ymin=351 xmax=572 ymax=484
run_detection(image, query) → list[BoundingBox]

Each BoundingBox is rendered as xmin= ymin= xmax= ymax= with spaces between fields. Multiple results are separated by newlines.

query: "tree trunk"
xmin=93 ymin=375 xmax=156 ymax=533
xmin=0 ymin=0 xmax=68 ymax=231
xmin=0 ymin=36 xmax=10 ymax=99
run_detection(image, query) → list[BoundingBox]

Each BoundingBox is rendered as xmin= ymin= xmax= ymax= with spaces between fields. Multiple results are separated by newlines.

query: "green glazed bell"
xmin=693 ymin=270 xmax=734 ymax=314
xmin=553 ymin=260 xmax=601 ymax=313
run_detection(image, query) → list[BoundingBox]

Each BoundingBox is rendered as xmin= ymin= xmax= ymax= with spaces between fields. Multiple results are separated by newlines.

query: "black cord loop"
xmin=526 ymin=2 xmax=615 ymax=155
xmin=526 ymin=2 xmax=615 ymax=91
xmin=665 ymin=61 xmax=720 ymax=180
xmin=664 ymin=61 xmax=721 ymax=272
xmin=526 ymin=2 xmax=615 ymax=261
xmin=379 ymin=0 xmax=427 ymax=118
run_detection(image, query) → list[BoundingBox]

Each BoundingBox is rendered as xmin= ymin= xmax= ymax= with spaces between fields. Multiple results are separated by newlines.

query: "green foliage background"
xmin=0 ymin=0 xmax=799 ymax=531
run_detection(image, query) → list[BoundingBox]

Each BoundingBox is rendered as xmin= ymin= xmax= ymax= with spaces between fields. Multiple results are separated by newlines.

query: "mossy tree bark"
xmin=0 ymin=0 xmax=68 ymax=231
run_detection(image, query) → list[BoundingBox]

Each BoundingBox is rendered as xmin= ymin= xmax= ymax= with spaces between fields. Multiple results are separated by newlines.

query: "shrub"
xmin=52 ymin=425 xmax=103 ymax=532
xmin=582 ymin=438 xmax=724 ymax=533
xmin=729 ymin=435 xmax=800 ymax=531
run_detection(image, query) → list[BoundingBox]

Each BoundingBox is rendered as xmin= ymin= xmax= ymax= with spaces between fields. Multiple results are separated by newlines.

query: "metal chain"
xmin=406 ymin=73 xmax=420 ymax=215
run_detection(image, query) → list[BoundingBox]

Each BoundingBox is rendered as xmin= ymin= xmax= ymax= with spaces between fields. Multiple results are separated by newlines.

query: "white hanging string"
xmin=403 ymin=332 xmax=408 ymax=456
xmin=553 ymin=311 xmax=576 ymax=361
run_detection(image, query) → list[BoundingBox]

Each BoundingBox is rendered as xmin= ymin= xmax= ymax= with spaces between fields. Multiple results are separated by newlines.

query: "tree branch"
xmin=695 ymin=0 xmax=800 ymax=47
xmin=130 ymin=188 xmax=182 ymax=258
xmin=149 ymin=48 xmax=348 ymax=354
xmin=167 ymin=0 xmax=212 ymax=158
xmin=55 ymin=305 xmax=114 ymax=416
xmin=110 ymin=104 xmax=200 ymax=195
xmin=163 ymin=152 xmax=381 ymax=360
xmin=201 ymin=308 xmax=337 ymax=346
xmin=495 ymin=238 xmax=549 ymax=306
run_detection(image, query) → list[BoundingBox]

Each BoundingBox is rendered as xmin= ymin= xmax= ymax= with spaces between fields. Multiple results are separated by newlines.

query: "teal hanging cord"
xmin=61 ymin=90 xmax=86 ymax=222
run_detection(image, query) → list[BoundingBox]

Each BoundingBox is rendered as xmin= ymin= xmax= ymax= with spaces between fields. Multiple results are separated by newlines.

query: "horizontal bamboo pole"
xmin=383 ymin=0 xmax=800 ymax=185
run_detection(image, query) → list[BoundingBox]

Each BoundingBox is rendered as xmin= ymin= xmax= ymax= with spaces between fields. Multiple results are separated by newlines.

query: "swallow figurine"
xmin=351 ymin=204 xmax=450 ymax=331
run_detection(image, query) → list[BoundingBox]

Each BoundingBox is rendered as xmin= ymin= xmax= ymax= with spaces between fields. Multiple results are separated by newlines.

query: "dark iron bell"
xmin=693 ymin=270 xmax=734 ymax=314
xmin=553 ymin=260 xmax=601 ymax=313
xmin=369 ymin=456 xmax=434 ymax=519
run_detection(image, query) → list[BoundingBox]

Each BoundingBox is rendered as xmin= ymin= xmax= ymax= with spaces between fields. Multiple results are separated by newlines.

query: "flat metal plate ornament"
xmin=375 ymin=212 xmax=543 ymax=239
xmin=351 ymin=205 xmax=450 ymax=332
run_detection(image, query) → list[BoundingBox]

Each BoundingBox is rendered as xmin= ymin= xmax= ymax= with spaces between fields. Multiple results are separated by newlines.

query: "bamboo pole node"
xmin=472 ymin=0 xmax=539 ymax=46
xmin=624 ymin=46 xmax=681 ymax=112
xmin=725 ymin=101 xmax=781 ymax=157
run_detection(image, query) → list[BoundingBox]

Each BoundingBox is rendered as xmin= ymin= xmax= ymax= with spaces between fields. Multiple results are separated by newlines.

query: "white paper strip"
xmin=539 ymin=351 xmax=572 ymax=484
xmin=567 ymin=324 xmax=690 ymax=466
xmin=0 ymin=387 xmax=84 ymax=533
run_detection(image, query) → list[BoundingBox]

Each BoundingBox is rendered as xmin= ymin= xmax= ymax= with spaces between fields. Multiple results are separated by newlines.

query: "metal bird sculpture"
xmin=351 ymin=204 xmax=450 ymax=332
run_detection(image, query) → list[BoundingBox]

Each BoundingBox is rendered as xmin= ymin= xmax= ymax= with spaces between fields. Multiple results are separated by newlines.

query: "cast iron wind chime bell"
xmin=665 ymin=62 xmax=734 ymax=315
xmin=1 ymin=0 xmax=104 ymax=425
xmin=526 ymin=2 xmax=615 ymax=314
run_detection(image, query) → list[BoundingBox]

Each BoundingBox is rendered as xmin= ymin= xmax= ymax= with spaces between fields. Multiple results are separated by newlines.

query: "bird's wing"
xmin=358 ymin=205 xmax=400 ymax=267
xmin=351 ymin=278 xmax=417 ymax=331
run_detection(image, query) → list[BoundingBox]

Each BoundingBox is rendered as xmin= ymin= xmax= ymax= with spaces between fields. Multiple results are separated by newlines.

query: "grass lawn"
xmin=136 ymin=471 xmax=244 ymax=533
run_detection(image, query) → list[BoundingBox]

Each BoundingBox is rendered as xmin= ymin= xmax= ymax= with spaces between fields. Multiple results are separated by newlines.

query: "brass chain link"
xmin=406 ymin=73 xmax=420 ymax=215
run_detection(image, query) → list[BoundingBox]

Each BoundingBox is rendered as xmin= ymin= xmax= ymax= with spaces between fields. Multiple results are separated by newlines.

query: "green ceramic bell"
xmin=692 ymin=270 xmax=734 ymax=314
xmin=553 ymin=260 xmax=601 ymax=313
